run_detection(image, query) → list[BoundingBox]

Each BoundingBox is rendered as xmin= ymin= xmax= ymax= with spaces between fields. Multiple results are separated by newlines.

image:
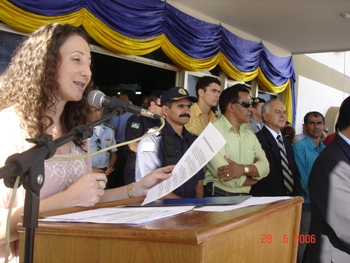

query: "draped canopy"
xmin=0 ymin=0 xmax=296 ymax=123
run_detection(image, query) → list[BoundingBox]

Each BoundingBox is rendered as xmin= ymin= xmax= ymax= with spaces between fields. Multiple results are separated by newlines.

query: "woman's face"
xmin=56 ymin=35 xmax=91 ymax=102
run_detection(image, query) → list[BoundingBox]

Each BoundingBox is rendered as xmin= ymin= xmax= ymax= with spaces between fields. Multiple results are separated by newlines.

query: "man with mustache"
xmin=135 ymin=87 xmax=204 ymax=198
xmin=293 ymin=111 xmax=326 ymax=262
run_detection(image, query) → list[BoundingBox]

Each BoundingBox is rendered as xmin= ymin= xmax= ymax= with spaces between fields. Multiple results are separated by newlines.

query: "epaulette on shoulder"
xmin=103 ymin=122 xmax=116 ymax=131
xmin=148 ymin=127 xmax=161 ymax=137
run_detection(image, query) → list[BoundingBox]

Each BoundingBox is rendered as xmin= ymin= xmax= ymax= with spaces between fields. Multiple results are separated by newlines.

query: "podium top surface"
xmin=29 ymin=196 xmax=303 ymax=245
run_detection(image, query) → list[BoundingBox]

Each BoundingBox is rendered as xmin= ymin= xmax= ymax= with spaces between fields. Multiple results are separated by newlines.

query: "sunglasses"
xmin=96 ymin=138 xmax=101 ymax=151
xmin=234 ymin=101 xmax=252 ymax=108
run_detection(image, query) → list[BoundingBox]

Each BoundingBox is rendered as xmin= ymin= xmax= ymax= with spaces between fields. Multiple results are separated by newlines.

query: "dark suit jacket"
xmin=250 ymin=126 xmax=302 ymax=196
xmin=303 ymin=134 xmax=350 ymax=262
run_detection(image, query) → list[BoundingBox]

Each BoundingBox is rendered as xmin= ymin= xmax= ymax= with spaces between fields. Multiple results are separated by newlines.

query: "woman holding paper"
xmin=0 ymin=23 xmax=173 ymax=263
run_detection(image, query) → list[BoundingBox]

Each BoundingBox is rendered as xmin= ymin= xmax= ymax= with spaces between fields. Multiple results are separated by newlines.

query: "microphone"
xmin=88 ymin=90 xmax=162 ymax=120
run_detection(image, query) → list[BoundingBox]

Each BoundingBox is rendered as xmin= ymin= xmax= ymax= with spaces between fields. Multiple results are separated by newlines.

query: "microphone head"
xmin=88 ymin=90 xmax=104 ymax=108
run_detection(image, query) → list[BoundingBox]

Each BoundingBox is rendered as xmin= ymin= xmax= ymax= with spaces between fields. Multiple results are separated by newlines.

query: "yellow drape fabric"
xmin=0 ymin=0 xmax=294 ymax=123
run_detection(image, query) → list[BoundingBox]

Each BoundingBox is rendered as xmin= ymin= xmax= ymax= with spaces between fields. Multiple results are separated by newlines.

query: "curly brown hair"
xmin=0 ymin=23 xmax=93 ymax=148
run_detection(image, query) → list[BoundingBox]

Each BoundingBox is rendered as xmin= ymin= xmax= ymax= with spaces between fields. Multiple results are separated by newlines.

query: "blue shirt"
xmin=293 ymin=135 xmax=325 ymax=203
xmin=90 ymin=123 xmax=117 ymax=168
xmin=108 ymin=102 xmax=133 ymax=143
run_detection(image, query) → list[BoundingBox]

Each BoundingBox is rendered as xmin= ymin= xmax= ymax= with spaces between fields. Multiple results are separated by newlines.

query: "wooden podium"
xmin=19 ymin=197 xmax=302 ymax=263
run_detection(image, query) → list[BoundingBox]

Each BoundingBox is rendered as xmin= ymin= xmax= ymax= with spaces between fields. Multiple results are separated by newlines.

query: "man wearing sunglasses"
xmin=135 ymin=87 xmax=205 ymax=198
xmin=204 ymin=84 xmax=269 ymax=197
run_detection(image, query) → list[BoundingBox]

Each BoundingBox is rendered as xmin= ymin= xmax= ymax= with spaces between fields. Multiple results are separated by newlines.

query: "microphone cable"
xmin=3 ymin=118 xmax=165 ymax=262
xmin=46 ymin=117 xmax=165 ymax=162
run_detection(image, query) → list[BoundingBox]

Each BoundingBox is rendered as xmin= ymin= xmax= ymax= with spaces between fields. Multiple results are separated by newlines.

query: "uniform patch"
xmin=131 ymin=122 xmax=140 ymax=129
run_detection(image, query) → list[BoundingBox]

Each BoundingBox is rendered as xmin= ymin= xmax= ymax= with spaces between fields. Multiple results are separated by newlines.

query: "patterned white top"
xmin=41 ymin=142 xmax=91 ymax=199
xmin=0 ymin=107 xmax=91 ymax=262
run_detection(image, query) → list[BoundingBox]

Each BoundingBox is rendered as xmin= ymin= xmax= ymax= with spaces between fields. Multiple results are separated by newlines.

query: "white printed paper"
xmin=41 ymin=206 xmax=194 ymax=224
xmin=142 ymin=122 xmax=226 ymax=205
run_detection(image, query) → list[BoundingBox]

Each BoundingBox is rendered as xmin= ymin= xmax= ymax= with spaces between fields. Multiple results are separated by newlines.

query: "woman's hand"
xmin=134 ymin=165 xmax=174 ymax=197
xmin=64 ymin=173 xmax=107 ymax=207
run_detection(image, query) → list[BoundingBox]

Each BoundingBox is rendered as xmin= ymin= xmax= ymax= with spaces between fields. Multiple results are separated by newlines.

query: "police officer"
xmin=135 ymin=87 xmax=205 ymax=198
xmin=124 ymin=90 xmax=163 ymax=184
xmin=248 ymin=97 xmax=266 ymax=133
xmin=90 ymin=107 xmax=117 ymax=176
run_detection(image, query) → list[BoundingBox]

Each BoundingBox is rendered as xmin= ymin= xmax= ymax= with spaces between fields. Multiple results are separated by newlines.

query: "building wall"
xmin=293 ymin=53 xmax=350 ymax=134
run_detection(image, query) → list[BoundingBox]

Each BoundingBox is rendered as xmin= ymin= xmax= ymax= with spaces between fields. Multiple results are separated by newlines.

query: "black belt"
xmin=205 ymin=182 xmax=249 ymax=197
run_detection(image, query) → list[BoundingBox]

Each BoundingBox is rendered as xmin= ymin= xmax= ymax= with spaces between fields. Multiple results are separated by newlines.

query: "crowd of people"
xmin=0 ymin=23 xmax=349 ymax=263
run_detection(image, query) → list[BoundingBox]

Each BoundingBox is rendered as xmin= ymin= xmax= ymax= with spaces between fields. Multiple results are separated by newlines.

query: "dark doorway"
xmin=91 ymin=49 xmax=178 ymax=106
xmin=0 ymin=29 xmax=178 ymax=107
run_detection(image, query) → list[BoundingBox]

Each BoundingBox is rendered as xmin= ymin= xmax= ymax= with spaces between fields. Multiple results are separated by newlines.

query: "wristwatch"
xmin=244 ymin=165 xmax=249 ymax=175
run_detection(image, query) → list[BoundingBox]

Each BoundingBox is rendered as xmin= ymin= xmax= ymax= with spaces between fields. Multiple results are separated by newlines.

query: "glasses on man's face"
xmin=96 ymin=138 xmax=101 ymax=151
xmin=234 ymin=101 xmax=252 ymax=108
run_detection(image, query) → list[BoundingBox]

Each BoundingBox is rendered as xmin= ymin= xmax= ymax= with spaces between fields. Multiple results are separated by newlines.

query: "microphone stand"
xmin=0 ymin=106 xmax=126 ymax=263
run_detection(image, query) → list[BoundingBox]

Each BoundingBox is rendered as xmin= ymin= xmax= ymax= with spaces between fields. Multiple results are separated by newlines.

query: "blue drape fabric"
xmin=0 ymin=0 xmax=296 ymax=123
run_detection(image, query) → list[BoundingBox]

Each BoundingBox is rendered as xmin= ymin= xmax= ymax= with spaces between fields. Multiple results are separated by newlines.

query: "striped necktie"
xmin=277 ymin=135 xmax=294 ymax=194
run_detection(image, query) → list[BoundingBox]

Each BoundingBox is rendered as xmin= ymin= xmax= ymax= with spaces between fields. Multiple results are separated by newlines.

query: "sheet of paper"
xmin=40 ymin=206 xmax=194 ymax=224
xmin=142 ymin=123 xmax=226 ymax=205
xmin=193 ymin=196 xmax=292 ymax=212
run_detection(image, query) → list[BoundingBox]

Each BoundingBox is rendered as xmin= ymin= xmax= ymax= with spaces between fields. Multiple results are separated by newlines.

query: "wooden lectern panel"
xmin=19 ymin=197 xmax=302 ymax=263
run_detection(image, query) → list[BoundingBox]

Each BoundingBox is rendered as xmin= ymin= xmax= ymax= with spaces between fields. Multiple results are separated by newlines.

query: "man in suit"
xmin=303 ymin=96 xmax=350 ymax=262
xmin=250 ymin=99 xmax=302 ymax=196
